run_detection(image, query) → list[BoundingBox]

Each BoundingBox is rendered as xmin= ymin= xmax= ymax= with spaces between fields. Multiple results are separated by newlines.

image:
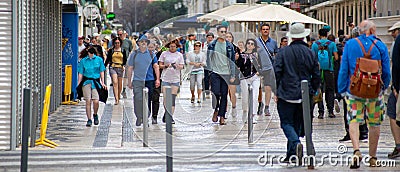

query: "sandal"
xmin=219 ymin=118 xmax=226 ymax=125
xmin=369 ymin=156 xmax=381 ymax=167
xmin=212 ymin=110 xmax=218 ymax=122
xmin=350 ymin=150 xmax=362 ymax=169
xmin=191 ymin=97 xmax=195 ymax=103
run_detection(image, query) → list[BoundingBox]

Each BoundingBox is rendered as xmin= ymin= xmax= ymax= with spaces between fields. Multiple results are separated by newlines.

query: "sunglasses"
xmin=247 ymin=42 xmax=255 ymax=45
xmin=262 ymin=28 xmax=270 ymax=31
xmin=195 ymin=45 xmax=201 ymax=47
xmin=118 ymin=34 xmax=122 ymax=36
xmin=219 ymin=31 xmax=227 ymax=33
xmin=115 ymin=42 xmax=120 ymax=44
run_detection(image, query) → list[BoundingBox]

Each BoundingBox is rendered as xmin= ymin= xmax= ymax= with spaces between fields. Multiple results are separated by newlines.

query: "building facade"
xmin=297 ymin=0 xmax=400 ymax=36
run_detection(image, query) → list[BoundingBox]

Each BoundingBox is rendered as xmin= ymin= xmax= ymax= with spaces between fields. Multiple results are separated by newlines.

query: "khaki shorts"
xmin=83 ymin=84 xmax=99 ymax=100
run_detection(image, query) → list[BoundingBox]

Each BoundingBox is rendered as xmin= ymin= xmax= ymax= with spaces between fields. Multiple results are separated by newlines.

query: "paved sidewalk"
xmin=8 ymin=80 xmax=399 ymax=171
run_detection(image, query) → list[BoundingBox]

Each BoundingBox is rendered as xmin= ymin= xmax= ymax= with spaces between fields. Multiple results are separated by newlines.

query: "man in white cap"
xmin=274 ymin=23 xmax=320 ymax=164
xmin=387 ymin=21 xmax=400 ymax=159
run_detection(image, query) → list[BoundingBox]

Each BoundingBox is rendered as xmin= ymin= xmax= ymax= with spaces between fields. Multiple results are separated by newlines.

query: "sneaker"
xmin=231 ymin=108 xmax=237 ymax=117
xmin=152 ymin=117 xmax=157 ymax=124
xmin=328 ymin=113 xmax=336 ymax=118
xmin=369 ymin=157 xmax=381 ymax=167
xmin=350 ymin=150 xmax=362 ymax=169
xmin=86 ymin=119 xmax=92 ymax=127
xmin=296 ymin=143 xmax=303 ymax=166
xmin=388 ymin=147 xmax=400 ymax=159
xmin=191 ymin=97 xmax=195 ymax=103
xmin=359 ymin=135 xmax=368 ymax=142
xmin=93 ymin=114 xmax=99 ymax=125
xmin=318 ymin=112 xmax=324 ymax=119
xmin=264 ymin=106 xmax=271 ymax=116
xmin=334 ymin=99 xmax=340 ymax=113
xmin=339 ymin=134 xmax=351 ymax=142
xmin=257 ymin=102 xmax=264 ymax=115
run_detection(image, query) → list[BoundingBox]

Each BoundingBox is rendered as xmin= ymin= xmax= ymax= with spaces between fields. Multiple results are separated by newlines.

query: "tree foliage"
xmin=113 ymin=0 xmax=187 ymax=34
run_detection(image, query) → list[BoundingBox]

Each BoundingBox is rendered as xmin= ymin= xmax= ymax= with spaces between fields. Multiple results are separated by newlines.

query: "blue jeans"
xmin=277 ymin=98 xmax=303 ymax=157
xmin=210 ymin=73 xmax=229 ymax=118
xmin=133 ymin=80 xmax=154 ymax=120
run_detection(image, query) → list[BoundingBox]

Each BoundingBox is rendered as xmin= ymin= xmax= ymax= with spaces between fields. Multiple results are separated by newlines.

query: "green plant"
xmin=101 ymin=29 xmax=112 ymax=34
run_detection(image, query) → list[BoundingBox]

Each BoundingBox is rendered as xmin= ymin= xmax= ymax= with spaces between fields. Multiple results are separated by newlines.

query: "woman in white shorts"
xmin=186 ymin=41 xmax=206 ymax=103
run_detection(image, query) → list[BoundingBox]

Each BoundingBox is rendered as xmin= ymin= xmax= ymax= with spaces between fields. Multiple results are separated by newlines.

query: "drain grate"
xmin=122 ymin=106 xmax=134 ymax=142
xmin=93 ymin=104 xmax=113 ymax=147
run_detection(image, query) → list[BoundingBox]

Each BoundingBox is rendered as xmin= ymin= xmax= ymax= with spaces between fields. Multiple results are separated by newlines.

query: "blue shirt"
xmin=78 ymin=55 xmax=106 ymax=89
xmin=127 ymin=49 xmax=157 ymax=81
xmin=256 ymin=37 xmax=277 ymax=71
xmin=312 ymin=39 xmax=338 ymax=71
xmin=262 ymin=37 xmax=278 ymax=54
xmin=337 ymin=34 xmax=391 ymax=95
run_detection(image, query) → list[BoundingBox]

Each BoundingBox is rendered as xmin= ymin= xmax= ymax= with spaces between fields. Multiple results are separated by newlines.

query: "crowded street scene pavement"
xmin=0 ymin=79 xmax=399 ymax=171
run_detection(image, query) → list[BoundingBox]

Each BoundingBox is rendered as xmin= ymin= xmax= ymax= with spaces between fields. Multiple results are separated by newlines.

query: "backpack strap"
xmin=355 ymin=38 xmax=377 ymax=59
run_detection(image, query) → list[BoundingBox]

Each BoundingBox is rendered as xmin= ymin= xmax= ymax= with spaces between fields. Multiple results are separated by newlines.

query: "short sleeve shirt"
xmin=127 ymin=49 xmax=157 ymax=81
xmin=159 ymin=51 xmax=184 ymax=83
xmin=78 ymin=55 xmax=106 ymax=89
xmin=312 ymin=39 xmax=338 ymax=71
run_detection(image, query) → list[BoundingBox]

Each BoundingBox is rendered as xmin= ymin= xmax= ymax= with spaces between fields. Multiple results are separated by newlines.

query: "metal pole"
xmin=134 ymin=0 xmax=137 ymax=34
xmin=248 ymin=84 xmax=253 ymax=144
xmin=11 ymin=0 xmax=18 ymax=151
xmin=165 ymin=86 xmax=173 ymax=172
xmin=21 ymin=88 xmax=31 ymax=172
xmin=301 ymin=80 xmax=315 ymax=169
xmin=202 ymin=80 xmax=206 ymax=101
xmin=90 ymin=7 xmax=93 ymax=36
xmin=143 ymin=88 xmax=149 ymax=147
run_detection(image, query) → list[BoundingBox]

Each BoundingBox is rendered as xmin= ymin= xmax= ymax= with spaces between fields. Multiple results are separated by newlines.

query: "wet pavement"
xmin=1 ymin=80 xmax=399 ymax=171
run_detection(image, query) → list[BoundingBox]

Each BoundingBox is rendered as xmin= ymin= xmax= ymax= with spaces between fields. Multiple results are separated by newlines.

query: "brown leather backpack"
xmin=349 ymin=38 xmax=383 ymax=98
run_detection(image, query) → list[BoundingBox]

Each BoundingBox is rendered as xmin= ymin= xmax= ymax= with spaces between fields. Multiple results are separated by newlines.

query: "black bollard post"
xmin=165 ymin=86 xmax=173 ymax=172
xmin=21 ymin=88 xmax=31 ymax=172
xmin=248 ymin=84 xmax=253 ymax=144
xmin=301 ymin=80 xmax=315 ymax=169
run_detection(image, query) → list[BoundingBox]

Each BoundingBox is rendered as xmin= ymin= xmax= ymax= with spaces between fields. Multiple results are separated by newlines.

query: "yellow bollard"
xmin=61 ymin=65 xmax=78 ymax=105
xmin=35 ymin=84 xmax=58 ymax=148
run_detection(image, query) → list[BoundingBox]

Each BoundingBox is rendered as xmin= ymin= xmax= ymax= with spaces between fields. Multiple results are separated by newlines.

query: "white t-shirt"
xmin=159 ymin=51 xmax=184 ymax=83
xmin=186 ymin=51 xmax=206 ymax=73
xmin=78 ymin=44 xmax=86 ymax=54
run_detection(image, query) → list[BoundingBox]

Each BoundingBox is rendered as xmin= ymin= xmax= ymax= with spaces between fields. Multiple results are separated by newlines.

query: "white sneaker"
xmin=334 ymin=99 xmax=340 ymax=113
xmin=231 ymin=108 xmax=237 ymax=117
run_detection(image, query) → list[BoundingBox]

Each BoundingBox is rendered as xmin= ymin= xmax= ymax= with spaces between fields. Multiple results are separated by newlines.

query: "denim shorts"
xmin=109 ymin=67 xmax=124 ymax=78
xmin=162 ymin=81 xmax=180 ymax=87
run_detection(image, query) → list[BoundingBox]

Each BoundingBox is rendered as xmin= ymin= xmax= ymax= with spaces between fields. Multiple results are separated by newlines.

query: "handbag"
xmin=313 ymin=89 xmax=323 ymax=103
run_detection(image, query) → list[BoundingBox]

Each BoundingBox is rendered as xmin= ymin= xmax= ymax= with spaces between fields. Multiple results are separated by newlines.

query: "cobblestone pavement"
xmin=7 ymin=80 xmax=398 ymax=171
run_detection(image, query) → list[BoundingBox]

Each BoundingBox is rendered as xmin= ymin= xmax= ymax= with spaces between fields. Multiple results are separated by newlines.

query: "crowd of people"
xmin=76 ymin=20 xmax=400 ymax=168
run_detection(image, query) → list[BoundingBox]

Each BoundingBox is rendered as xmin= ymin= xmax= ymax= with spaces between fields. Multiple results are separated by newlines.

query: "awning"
xmin=197 ymin=4 xmax=261 ymax=24
xmin=226 ymin=4 xmax=326 ymax=25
